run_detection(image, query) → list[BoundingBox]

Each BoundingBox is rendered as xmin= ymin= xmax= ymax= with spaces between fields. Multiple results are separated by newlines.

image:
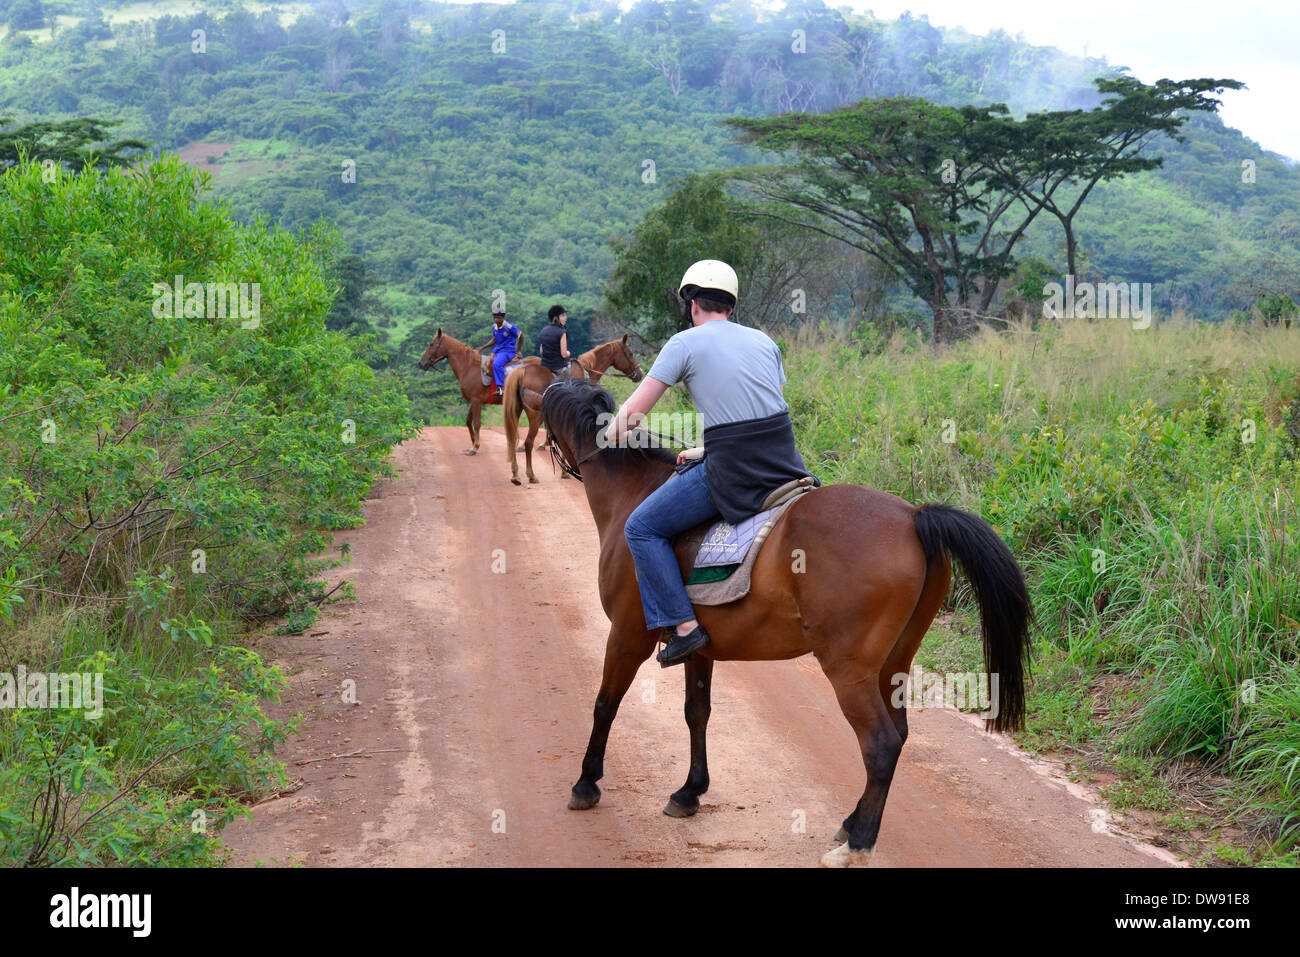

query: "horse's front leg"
xmin=469 ymin=400 xmax=483 ymax=454
xmin=464 ymin=400 xmax=484 ymax=455
xmin=665 ymin=653 xmax=713 ymax=817
xmin=569 ymin=627 xmax=655 ymax=810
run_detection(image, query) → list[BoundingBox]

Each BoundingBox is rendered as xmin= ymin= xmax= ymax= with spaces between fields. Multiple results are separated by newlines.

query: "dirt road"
xmin=223 ymin=427 xmax=1178 ymax=867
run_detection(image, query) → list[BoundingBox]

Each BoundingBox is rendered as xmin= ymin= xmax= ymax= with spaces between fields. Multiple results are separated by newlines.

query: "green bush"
xmin=0 ymin=154 xmax=418 ymax=865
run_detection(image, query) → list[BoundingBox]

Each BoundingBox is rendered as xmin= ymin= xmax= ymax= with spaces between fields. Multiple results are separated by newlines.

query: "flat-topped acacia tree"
xmin=726 ymin=76 xmax=1242 ymax=341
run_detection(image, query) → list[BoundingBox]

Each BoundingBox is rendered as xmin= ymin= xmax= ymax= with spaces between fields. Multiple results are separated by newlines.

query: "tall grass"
xmin=775 ymin=316 xmax=1300 ymax=850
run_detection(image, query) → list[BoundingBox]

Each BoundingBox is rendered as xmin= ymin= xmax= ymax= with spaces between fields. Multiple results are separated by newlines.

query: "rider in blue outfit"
xmin=489 ymin=309 xmax=521 ymax=399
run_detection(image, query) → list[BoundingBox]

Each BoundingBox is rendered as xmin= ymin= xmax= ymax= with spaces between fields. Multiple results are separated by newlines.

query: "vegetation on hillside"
xmin=1 ymin=1 xmax=1296 ymax=417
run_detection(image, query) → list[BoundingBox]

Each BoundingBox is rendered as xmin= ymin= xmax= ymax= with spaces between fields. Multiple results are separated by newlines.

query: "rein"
xmin=573 ymin=344 xmax=643 ymax=382
xmin=546 ymin=411 xmax=697 ymax=484
xmin=595 ymin=367 xmax=641 ymax=380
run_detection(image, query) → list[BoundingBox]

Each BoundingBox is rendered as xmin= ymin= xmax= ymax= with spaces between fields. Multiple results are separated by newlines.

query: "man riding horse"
xmin=544 ymin=262 xmax=1031 ymax=867
xmin=485 ymin=309 xmax=522 ymax=400
xmin=601 ymin=259 xmax=817 ymax=667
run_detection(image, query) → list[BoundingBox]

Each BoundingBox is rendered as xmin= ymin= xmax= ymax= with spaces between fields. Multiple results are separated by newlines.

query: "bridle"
xmin=421 ymin=337 xmax=450 ymax=370
xmin=594 ymin=363 xmax=643 ymax=381
xmin=570 ymin=348 xmax=643 ymax=382
xmin=541 ymin=392 xmax=695 ymax=483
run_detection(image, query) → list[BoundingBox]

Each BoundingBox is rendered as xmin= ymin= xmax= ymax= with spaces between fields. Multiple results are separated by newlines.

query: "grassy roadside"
xmin=778 ymin=316 xmax=1300 ymax=865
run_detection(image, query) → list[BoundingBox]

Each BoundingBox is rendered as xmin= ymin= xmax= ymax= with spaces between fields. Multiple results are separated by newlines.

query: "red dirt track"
xmin=224 ymin=427 xmax=1178 ymax=868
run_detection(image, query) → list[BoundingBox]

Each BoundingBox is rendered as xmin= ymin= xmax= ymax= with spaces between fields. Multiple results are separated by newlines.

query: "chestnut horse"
xmin=540 ymin=379 xmax=1032 ymax=867
xmin=417 ymin=328 xmax=523 ymax=455
xmin=503 ymin=334 xmax=644 ymax=485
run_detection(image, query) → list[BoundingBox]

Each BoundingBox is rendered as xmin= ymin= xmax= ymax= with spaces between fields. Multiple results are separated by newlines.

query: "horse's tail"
xmin=503 ymin=364 xmax=525 ymax=464
xmin=912 ymin=504 xmax=1033 ymax=733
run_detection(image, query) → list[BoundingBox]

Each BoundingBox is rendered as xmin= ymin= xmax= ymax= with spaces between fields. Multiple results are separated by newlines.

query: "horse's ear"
xmin=436 ymin=327 xmax=442 ymax=337
xmin=621 ymin=333 xmax=628 ymax=343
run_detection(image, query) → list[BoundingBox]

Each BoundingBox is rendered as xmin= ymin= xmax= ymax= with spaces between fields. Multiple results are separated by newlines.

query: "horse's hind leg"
xmin=812 ymin=598 xmax=919 ymax=867
xmin=835 ymin=554 xmax=951 ymax=843
xmin=819 ymin=670 xmax=903 ymax=868
xmin=665 ymin=654 xmax=713 ymax=817
xmin=523 ymin=409 xmax=540 ymax=483
xmin=569 ymin=627 xmax=655 ymax=811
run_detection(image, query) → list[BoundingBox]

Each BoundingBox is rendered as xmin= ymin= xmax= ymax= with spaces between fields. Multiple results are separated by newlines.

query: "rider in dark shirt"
xmin=538 ymin=304 xmax=570 ymax=374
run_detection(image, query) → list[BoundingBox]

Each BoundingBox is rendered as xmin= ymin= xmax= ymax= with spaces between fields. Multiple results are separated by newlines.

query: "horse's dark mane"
xmin=541 ymin=379 xmax=678 ymax=478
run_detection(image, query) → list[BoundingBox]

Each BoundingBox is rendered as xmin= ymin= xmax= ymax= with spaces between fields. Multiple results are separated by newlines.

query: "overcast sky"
xmin=827 ymin=1 xmax=1299 ymax=161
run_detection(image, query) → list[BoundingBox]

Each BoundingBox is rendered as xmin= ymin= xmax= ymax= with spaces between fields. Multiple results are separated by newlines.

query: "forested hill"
xmin=1 ymin=0 xmax=1297 ymax=365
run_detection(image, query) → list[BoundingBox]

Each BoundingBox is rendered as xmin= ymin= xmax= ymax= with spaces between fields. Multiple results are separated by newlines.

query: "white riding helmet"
xmin=678 ymin=259 xmax=738 ymax=307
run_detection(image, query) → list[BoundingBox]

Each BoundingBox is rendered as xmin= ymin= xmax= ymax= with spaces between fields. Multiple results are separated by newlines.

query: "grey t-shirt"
xmin=647 ymin=319 xmax=788 ymax=429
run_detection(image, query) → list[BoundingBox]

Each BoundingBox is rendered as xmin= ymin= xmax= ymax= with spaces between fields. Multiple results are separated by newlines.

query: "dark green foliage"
xmin=604 ymin=172 xmax=844 ymax=341
xmin=0 ymin=152 xmax=418 ymax=615
xmin=0 ymin=114 xmax=148 ymax=170
xmin=6 ymin=0 xmax=42 ymax=32
xmin=723 ymin=77 xmax=1243 ymax=340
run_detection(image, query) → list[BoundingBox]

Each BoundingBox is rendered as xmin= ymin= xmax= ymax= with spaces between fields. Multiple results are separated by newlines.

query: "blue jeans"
xmin=624 ymin=459 xmax=719 ymax=630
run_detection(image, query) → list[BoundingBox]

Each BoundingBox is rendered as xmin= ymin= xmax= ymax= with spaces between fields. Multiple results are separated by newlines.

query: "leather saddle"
xmin=673 ymin=476 xmax=818 ymax=590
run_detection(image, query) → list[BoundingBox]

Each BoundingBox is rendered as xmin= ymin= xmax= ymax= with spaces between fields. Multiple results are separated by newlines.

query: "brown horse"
xmin=417 ymin=328 xmax=520 ymax=455
xmin=511 ymin=335 xmax=643 ymax=452
xmin=503 ymin=334 xmax=644 ymax=485
xmin=540 ymin=379 xmax=1032 ymax=867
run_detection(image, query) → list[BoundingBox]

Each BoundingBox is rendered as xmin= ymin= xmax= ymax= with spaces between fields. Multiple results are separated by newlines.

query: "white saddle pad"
xmin=693 ymin=510 xmax=772 ymax=568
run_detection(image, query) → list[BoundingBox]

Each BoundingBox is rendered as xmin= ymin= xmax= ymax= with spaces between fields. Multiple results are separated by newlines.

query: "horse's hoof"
xmin=833 ymin=826 xmax=849 ymax=843
xmin=516 ymin=445 xmax=526 ymax=452
xmin=529 ymin=477 xmax=539 ymax=484
xmin=818 ymin=842 xmax=873 ymax=868
xmin=663 ymin=798 xmax=698 ymax=818
xmin=511 ymin=477 xmax=521 ymax=486
xmin=568 ymin=787 xmax=601 ymax=811
xmin=464 ymin=450 xmax=477 ymax=456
